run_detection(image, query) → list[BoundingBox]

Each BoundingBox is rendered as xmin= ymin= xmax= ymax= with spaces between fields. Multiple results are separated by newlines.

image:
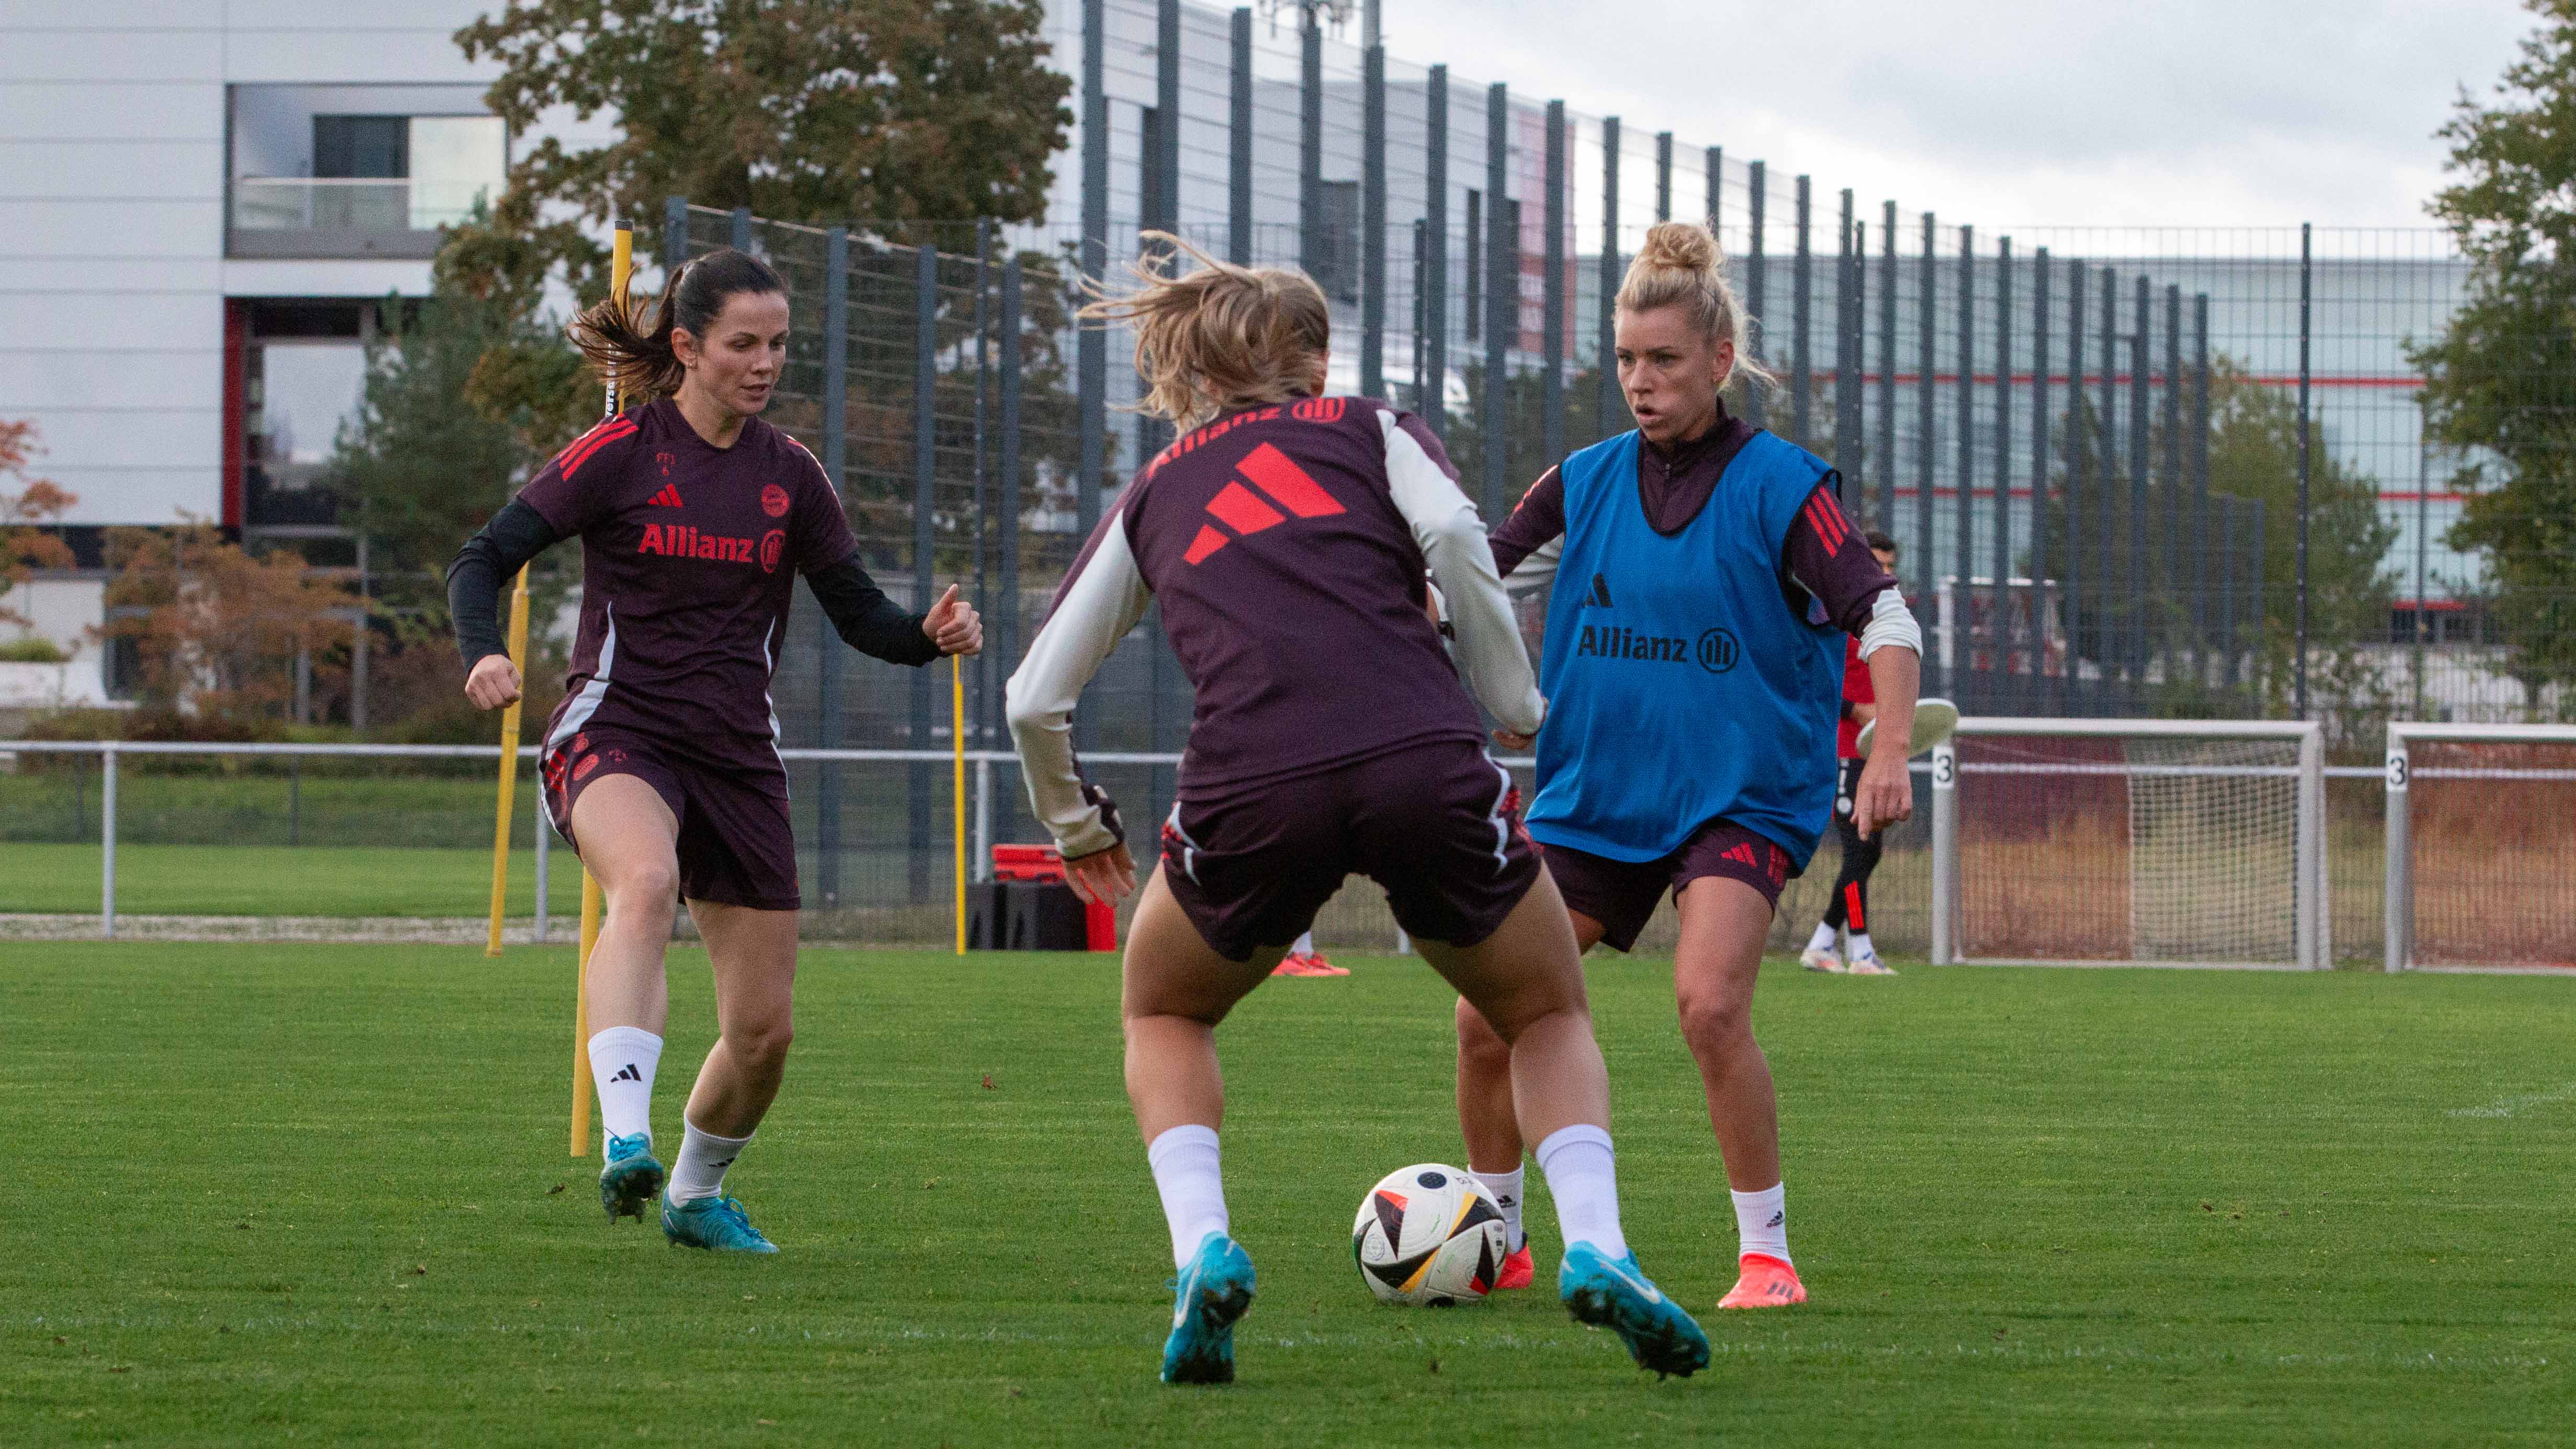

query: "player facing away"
xmin=1453 ymin=222 xmax=1923 ymax=1309
xmin=1007 ymin=234 xmax=1709 ymax=1385
xmin=447 ymin=249 xmax=982 ymax=1252
xmin=1803 ymin=531 xmax=1907 ymax=976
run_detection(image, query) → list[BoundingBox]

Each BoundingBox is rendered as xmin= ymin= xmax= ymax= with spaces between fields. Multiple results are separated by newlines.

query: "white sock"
xmin=1474 ymin=1164 xmax=1527 ymax=1253
xmin=1534 ymin=1124 xmax=1627 ymax=1261
xmin=1805 ymin=921 xmax=1837 ymax=953
xmin=1732 ymin=1183 xmax=1790 ymax=1266
xmin=1291 ymin=931 xmax=1315 ymax=956
xmin=667 ymin=1118 xmax=753 ymax=1204
xmin=1146 ymin=1124 xmax=1229 ymax=1268
xmin=1847 ymin=931 xmax=1877 ymax=962
xmin=586 ymin=1027 xmax=662 ymax=1146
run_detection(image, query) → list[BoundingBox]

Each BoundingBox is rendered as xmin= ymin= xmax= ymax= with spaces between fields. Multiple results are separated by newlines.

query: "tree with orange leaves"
xmin=1 ymin=418 xmax=77 ymax=631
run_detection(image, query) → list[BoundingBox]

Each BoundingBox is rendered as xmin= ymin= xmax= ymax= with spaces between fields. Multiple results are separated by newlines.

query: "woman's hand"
xmin=1853 ymin=750 xmax=1913 ymax=840
xmin=1491 ymin=729 xmax=1536 ymax=752
xmin=923 ymin=584 xmax=983 ymax=656
xmin=464 ymin=654 xmax=522 ymax=711
xmin=1064 ymin=840 xmax=1137 ymax=905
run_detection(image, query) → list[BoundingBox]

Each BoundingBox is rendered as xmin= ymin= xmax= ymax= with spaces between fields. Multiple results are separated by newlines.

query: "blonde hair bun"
xmin=1633 ymin=220 xmax=1720 ymax=277
xmin=1615 ymin=220 xmax=1774 ymax=392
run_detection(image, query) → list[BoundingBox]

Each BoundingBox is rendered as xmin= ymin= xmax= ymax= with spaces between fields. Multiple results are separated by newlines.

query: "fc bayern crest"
xmin=761 ymin=483 xmax=791 ymax=518
xmin=759 ymin=530 xmax=785 ymax=573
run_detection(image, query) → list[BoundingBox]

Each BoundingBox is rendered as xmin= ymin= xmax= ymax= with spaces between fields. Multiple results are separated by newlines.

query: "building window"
xmin=230 ymin=85 xmax=505 ymax=257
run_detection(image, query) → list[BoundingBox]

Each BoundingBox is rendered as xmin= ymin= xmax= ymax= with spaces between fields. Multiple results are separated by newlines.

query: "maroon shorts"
xmin=541 ymin=727 xmax=800 ymax=911
xmin=1157 ymin=737 xmax=1541 ymax=962
xmin=1535 ymin=818 xmax=1797 ymax=953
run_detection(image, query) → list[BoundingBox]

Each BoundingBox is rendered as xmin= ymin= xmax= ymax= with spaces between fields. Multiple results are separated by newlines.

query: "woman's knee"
xmin=725 ymin=1011 xmax=793 ymax=1069
xmin=602 ymin=860 xmax=680 ymax=923
xmin=1673 ymin=983 xmax=1753 ymax=1055
xmin=1454 ymin=995 xmax=1516 ymax=1064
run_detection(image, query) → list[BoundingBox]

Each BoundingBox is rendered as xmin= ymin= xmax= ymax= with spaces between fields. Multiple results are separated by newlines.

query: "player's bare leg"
xmin=1119 ymin=863 xmax=1283 ymax=1384
xmin=1453 ymin=905 xmax=1607 ymax=1286
xmin=567 ymin=775 xmax=680 ymax=1220
xmin=654 ymin=900 xmax=796 ymax=1252
xmin=1671 ymin=875 xmax=1804 ymax=1307
xmin=1419 ymin=871 xmax=1708 ymax=1377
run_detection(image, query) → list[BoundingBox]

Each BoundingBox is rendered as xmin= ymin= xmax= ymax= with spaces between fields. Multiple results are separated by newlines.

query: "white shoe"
xmin=1800 ymin=946 xmax=1846 ymax=974
xmin=1844 ymin=951 xmax=1896 ymax=976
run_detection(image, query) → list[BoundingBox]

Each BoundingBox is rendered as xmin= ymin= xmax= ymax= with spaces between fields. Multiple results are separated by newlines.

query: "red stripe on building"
xmin=220 ymin=299 xmax=246 ymax=532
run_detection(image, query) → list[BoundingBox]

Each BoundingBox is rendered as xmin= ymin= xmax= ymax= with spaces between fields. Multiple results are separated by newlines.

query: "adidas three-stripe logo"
xmin=1182 ymin=442 xmax=1346 ymax=565
xmin=610 ymin=1064 xmax=642 ymax=1083
xmin=555 ymin=415 xmax=637 ymax=481
xmin=646 ymin=484 xmax=684 ymax=508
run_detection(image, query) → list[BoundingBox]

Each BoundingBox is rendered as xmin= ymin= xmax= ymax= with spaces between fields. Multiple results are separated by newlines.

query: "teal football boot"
xmin=661 ymin=1194 xmax=779 ymax=1254
xmin=598 ymin=1132 xmax=665 ymax=1222
xmin=1160 ymin=1232 xmax=1256 ymax=1385
xmin=1559 ymin=1241 xmax=1711 ymax=1379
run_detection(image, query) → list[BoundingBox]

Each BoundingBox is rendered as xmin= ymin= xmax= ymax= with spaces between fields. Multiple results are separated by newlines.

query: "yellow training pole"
xmin=484 ymin=567 xmax=533 ymax=956
xmin=952 ymin=653 xmax=967 ymax=955
xmin=570 ymin=227 xmax=634 ymax=1158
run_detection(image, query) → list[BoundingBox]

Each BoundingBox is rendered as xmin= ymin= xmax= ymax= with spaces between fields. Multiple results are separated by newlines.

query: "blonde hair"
xmin=1079 ymin=232 xmax=1331 ymax=428
xmin=1615 ymin=220 xmax=1775 ymax=391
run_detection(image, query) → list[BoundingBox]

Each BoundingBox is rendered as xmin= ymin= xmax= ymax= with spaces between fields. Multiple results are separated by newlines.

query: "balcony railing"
xmin=228 ymin=178 xmax=496 ymax=259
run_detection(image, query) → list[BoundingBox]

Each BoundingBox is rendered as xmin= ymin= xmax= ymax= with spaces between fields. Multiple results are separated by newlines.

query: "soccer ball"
xmin=1351 ymin=1163 xmax=1508 ymax=1306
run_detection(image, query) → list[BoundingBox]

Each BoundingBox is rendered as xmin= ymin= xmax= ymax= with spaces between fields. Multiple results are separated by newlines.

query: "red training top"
xmin=1838 ymin=632 xmax=1874 ymax=759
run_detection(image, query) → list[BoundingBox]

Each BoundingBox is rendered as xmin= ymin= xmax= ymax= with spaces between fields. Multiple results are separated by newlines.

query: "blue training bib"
xmin=1526 ymin=428 xmax=1845 ymax=868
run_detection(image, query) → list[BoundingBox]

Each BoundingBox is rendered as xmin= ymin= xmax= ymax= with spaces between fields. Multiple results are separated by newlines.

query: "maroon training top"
xmin=518 ymin=398 xmax=861 ymax=772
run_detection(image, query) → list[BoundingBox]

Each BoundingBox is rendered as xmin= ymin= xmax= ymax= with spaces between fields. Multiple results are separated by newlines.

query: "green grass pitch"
xmin=5 ymin=944 xmax=2569 ymax=1445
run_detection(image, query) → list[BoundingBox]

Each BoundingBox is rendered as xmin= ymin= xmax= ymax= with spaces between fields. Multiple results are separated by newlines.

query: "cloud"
xmin=1372 ymin=0 xmax=2533 ymax=229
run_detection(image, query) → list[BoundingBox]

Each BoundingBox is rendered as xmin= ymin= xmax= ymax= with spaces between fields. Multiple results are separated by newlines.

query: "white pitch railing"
xmin=1928 ymin=717 xmax=2330 ymax=971
xmin=2382 ymin=721 xmax=2576 ymax=974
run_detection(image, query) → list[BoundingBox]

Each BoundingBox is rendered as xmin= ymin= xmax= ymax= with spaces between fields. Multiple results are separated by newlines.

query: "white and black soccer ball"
xmin=1352 ymin=1163 xmax=1507 ymax=1306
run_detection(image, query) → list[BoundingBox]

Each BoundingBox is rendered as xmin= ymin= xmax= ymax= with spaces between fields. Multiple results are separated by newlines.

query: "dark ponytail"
xmin=566 ymin=247 xmax=787 ymax=403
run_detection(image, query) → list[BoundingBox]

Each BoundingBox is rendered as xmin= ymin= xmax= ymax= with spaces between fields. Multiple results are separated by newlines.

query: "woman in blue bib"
xmin=1453 ymin=221 xmax=1923 ymax=1311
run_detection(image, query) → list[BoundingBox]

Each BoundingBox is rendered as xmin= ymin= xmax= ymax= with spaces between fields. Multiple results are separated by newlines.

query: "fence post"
xmin=1791 ymin=175 xmax=1811 ymax=447
xmin=1954 ymin=223 xmax=1975 ymax=690
xmin=1425 ymin=66 xmax=1449 ymax=440
xmin=814 ymin=226 xmax=850 ymax=908
xmin=1916 ymin=211 xmax=1934 ymax=609
xmin=1484 ymin=82 xmax=1510 ymax=522
xmin=1361 ymin=34 xmax=1386 ymax=398
xmin=2383 ymin=725 xmax=2410 ymax=972
xmin=1992 ymin=235 xmax=2014 ymax=695
xmin=1745 ymin=162 xmax=1766 ymax=429
xmin=910 ymin=242 xmax=938 ymax=903
xmin=1544 ymin=102 xmax=1567 ymax=467
xmin=1079 ymin=0 xmax=1107 ymax=544
xmin=730 ymin=206 xmax=751 ymax=253
xmin=1000 ymin=258 xmax=1024 ymax=693
xmin=2161 ymin=284 xmax=2183 ymax=675
xmin=1654 ymin=130 xmax=1672 ymax=222
xmin=1876 ymin=200 xmax=1896 ymax=533
xmin=2129 ymin=275 xmax=2150 ymax=687
xmin=2064 ymin=258 xmax=2085 ymax=696
xmin=2298 ymin=724 xmax=2328 ymax=969
xmin=662 ymin=195 xmax=688 ymax=272
xmin=2193 ymin=293 xmax=2213 ymax=676
xmin=2249 ymin=497 xmax=2268 ymax=689
xmin=1229 ymin=7 xmax=1252 ymax=263
xmin=2097 ymin=267 xmax=2118 ymax=692
xmin=2295 ymin=222 xmax=2313 ymax=720
xmin=1832 ymin=188 xmax=1856 ymax=484
xmin=2030 ymin=246 xmax=2052 ymax=700
xmin=1597 ymin=116 xmax=1621 ymax=443
xmin=100 ymin=742 xmax=116 ymax=939
xmin=972 ymin=219 xmax=995 ymax=781
xmin=1300 ymin=7 xmax=1323 ymax=275
xmin=2215 ymin=495 xmax=2235 ymax=687
xmin=976 ymin=756 xmax=994 ymax=885
xmin=1929 ymin=740 xmax=1956 ymax=964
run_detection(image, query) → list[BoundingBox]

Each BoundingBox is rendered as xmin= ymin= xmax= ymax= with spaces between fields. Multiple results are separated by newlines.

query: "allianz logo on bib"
xmin=1574 ymin=621 xmax=1739 ymax=674
xmin=639 ymin=522 xmax=787 ymax=573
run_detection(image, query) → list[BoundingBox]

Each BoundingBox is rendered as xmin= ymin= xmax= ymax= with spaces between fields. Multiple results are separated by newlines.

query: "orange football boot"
xmin=1492 ymin=1241 xmax=1535 ymax=1290
xmin=1718 ymin=1253 xmax=1806 ymax=1308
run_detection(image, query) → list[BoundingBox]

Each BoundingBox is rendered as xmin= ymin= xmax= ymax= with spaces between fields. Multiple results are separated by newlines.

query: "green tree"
xmin=2414 ymin=0 xmax=2576 ymax=710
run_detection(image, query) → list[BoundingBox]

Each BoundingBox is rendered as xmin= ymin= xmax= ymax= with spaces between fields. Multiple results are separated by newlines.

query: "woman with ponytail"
xmin=444 ymin=248 xmax=982 ymax=1253
xmin=1007 ymin=233 xmax=1708 ymax=1385
xmin=1451 ymin=221 xmax=1924 ymax=1311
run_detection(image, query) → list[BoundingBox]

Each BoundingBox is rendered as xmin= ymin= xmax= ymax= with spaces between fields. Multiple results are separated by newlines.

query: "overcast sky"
xmin=1371 ymin=0 xmax=2537 ymax=233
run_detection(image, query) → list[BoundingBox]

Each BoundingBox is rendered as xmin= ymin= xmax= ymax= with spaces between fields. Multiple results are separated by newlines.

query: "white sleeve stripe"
xmin=1005 ymin=515 xmax=1150 ymax=858
xmin=1379 ymin=410 xmax=1545 ymax=737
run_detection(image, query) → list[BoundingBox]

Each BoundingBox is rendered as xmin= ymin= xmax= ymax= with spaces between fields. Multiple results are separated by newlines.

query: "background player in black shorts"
xmin=448 ymin=249 xmax=981 ymax=1252
xmin=1009 ymin=233 xmax=1709 ymax=1385
xmin=1802 ymin=531 xmax=1905 ymax=976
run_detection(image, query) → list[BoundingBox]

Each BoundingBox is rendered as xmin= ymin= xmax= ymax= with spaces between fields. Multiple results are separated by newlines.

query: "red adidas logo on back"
xmin=647 ymin=484 xmax=684 ymax=508
xmin=1183 ymin=442 xmax=1346 ymax=565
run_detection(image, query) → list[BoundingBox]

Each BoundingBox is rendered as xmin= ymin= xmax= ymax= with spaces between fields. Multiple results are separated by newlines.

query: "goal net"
xmin=1932 ymin=719 xmax=2327 ymax=968
xmin=2385 ymin=724 xmax=2576 ymax=971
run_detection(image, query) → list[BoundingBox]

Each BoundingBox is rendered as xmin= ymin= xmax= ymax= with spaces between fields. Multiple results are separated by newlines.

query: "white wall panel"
xmin=0 ymin=139 xmax=221 ymax=200
xmin=3 ymin=1 xmax=223 ymax=26
xmin=220 ymin=259 xmax=434 ymax=296
xmin=0 ymin=293 xmax=223 ymax=352
xmin=0 ymin=29 xmax=221 ymax=83
xmin=1 ymin=200 xmax=221 ymax=258
xmin=0 ymin=81 xmax=223 ymax=141
xmin=222 ymin=31 xmax=489 ymax=85
xmin=0 ymin=351 xmax=223 ymax=412
xmin=21 ymin=407 xmax=219 ymax=472
xmin=48 ymin=464 xmax=223 ymax=526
